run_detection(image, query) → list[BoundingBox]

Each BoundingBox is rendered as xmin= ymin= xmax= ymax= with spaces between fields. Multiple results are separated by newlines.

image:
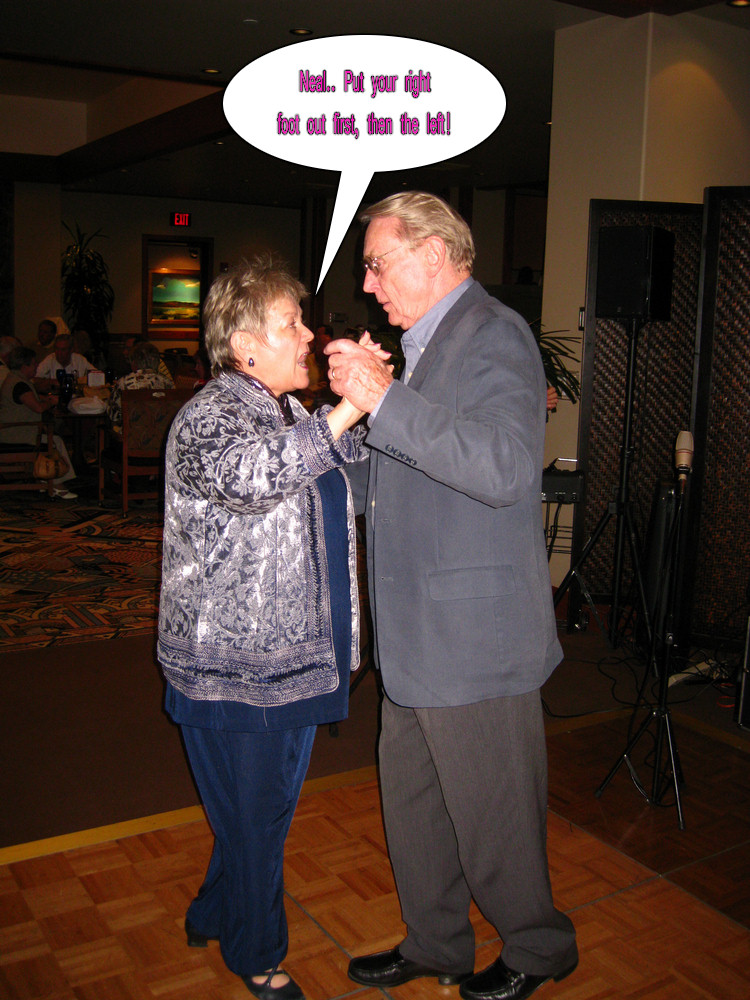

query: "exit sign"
xmin=170 ymin=212 xmax=191 ymax=227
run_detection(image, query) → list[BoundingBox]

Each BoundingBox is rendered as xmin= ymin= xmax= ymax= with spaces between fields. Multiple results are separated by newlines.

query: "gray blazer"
xmin=359 ymin=281 xmax=562 ymax=708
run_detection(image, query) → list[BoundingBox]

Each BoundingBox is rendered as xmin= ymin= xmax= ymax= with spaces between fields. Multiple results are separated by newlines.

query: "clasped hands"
xmin=325 ymin=332 xmax=394 ymax=414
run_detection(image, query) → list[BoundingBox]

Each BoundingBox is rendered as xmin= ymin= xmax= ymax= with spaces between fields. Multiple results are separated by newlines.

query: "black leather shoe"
xmin=242 ymin=968 xmax=304 ymax=1000
xmin=185 ymin=918 xmax=217 ymax=948
xmin=348 ymin=946 xmax=472 ymax=987
xmin=459 ymin=956 xmax=577 ymax=1000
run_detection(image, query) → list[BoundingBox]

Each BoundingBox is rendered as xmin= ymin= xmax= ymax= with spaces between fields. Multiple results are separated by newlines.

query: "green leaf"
xmin=530 ymin=321 xmax=581 ymax=404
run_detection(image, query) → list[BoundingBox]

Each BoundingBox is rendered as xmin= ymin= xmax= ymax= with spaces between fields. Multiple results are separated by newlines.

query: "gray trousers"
xmin=379 ymin=689 xmax=577 ymax=977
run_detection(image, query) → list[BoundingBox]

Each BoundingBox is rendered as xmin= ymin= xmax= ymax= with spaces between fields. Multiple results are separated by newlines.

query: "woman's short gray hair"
xmin=203 ymin=254 xmax=307 ymax=376
xmin=359 ymin=191 xmax=475 ymax=273
xmin=130 ymin=340 xmax=161 ymax=372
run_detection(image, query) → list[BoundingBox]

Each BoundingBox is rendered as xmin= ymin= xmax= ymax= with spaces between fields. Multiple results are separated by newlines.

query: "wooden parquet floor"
xmin=2 ymin=769 xmax=750 ymax=1000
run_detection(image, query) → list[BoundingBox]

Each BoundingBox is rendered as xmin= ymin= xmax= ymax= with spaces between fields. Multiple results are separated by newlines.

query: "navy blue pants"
xmin=181 ymin=723 xmax=316 ymax=977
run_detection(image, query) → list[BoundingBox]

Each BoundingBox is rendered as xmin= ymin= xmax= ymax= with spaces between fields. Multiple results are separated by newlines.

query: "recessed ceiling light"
xmin=290 ymin=27 xmax=313 ymax=36
xmin=202 ymin=68 xmax=221 ymax=75
xmin=243 ymin=18 xmax=259 ymax=24
xmin=726 ymin=0 xmax=749 ymax=7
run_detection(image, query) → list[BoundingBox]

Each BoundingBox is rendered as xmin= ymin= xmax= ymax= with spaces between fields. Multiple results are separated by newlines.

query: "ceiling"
xmin=1 ymin=0 xmax=747 ymax=209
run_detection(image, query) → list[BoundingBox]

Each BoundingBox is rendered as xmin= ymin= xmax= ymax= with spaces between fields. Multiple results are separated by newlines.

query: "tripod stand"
xmin=554 ymin=318 xmax=653 ymax=650
xmin=594 ymin=477 xmax=687 ymax=829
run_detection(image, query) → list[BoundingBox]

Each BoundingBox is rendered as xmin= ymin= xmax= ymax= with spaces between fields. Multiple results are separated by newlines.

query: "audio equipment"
xmin=640 ymin=480 xmax=677 ymax=653
xmin=737 ymin=615 xmax=750 ymax=729
xmin=675 ymin=429 xmax=694 ymax=491
xmin=541 ymin=469 xmax=584 ymax=504
xmin=595 ymin=225 xmax=675 ymax=321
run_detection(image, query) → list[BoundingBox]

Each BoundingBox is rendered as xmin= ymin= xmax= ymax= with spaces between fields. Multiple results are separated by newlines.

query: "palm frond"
xmin=530 ymin=322 xmax=581 ymax=404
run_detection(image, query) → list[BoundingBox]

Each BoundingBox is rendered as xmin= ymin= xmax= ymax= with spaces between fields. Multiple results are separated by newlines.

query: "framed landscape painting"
xmin=148 ymin=269 xmax=201 ymax=327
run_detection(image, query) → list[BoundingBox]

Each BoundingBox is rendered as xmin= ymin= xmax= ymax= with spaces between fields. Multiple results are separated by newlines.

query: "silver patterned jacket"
xmin=157 ymin=370 xmax=366 ymax=708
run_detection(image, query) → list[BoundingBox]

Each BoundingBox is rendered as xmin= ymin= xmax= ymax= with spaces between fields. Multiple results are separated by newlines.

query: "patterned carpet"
xmin=0 ymin=493 xmax=163 ymax=652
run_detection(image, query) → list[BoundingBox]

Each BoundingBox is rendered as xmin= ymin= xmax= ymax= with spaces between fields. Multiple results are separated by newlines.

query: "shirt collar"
xmin=400 ymin=277 xmax=473 ymax=382
xmin=402 ymin=277 xmax=473 ymax=352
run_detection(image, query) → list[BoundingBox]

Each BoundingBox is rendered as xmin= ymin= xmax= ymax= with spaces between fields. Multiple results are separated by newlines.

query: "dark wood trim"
xmin=0 ymin=152 xmax=59 ymax=183
xmin=0 ymin=50 xmax=221 ymax=87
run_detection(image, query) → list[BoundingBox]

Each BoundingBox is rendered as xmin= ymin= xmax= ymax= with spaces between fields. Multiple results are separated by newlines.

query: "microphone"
xmin=675 ymin=430 xmax=693 ymax=491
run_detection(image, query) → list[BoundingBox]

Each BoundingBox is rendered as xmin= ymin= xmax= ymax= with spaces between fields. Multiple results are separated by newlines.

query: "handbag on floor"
xmin=33 ymin=445 xmax=69 ymax=481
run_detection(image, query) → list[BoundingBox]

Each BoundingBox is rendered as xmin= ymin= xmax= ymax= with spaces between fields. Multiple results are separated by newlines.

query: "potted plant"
xmin=61 ymin=223 xmax=115 ymax=362
xmin=531 ymin=322 xmax=581 ymax=404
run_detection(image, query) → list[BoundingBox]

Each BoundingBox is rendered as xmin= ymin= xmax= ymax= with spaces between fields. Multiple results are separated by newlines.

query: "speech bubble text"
xmin=224 ymin=36 xmax=506 ymax=290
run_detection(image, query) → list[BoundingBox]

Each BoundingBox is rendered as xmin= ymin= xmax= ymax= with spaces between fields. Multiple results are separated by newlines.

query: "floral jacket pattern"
xmin=157 ymin=370 xmax=366 ymax=708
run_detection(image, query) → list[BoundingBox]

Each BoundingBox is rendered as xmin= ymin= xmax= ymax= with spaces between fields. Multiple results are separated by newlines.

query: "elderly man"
xmin=326 ymin=192 xmax=577 ymax=1000
xmin=36 ymin=333 xmax=94 ymax=382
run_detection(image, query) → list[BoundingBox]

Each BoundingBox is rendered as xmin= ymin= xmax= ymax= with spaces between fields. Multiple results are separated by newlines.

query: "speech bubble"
xmin=224 ymin=35 xmax=506 ymax=289
xmin=224 ymin=35 xmax=505 ymax=292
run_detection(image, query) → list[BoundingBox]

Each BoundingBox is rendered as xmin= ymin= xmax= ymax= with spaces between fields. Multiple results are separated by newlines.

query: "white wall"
xmin=644 ymin=14 xmax=750 ymax=201
xmin=14 ymin=184 xmax=302 ymax=350
xmin=14 ymin=184 xmax=61 ymax=341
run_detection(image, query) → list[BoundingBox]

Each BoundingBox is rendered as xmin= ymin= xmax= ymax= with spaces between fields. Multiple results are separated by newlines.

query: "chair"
xmin=98 ymin=387 xmax=192 ymax=515
xmin=0 ymin=419 xmax=55 ymax=497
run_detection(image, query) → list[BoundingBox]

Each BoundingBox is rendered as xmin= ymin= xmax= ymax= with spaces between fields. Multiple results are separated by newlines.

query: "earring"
xmin=248 ymin=357 xmax=254 ymax=367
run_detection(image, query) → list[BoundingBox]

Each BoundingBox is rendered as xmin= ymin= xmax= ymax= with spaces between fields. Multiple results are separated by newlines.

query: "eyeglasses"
xmin=361 ymin=244 xmax=409 ymax=276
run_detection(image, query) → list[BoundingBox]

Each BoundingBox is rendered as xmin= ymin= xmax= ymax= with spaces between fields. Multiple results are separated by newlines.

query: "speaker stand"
xmin=555 ymin=318 xmax=652 ymax=650
xmin=594 ymin=480 xmax=687 ymax=830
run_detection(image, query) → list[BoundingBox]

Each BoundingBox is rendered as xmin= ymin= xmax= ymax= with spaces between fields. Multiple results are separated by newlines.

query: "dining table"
xmin=56 ymin=385 xmax=109 ymax=473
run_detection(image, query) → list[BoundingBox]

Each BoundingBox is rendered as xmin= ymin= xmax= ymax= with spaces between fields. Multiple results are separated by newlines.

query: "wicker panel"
xmin=577 ymin=206 xmax=702 ymax=607
xmin=691 ymin=192 xmax=750 ymax=640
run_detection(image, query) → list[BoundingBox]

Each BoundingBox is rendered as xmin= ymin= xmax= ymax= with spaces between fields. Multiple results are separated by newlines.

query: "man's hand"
xmin=325 ymin=334 xmax=394 ymax=414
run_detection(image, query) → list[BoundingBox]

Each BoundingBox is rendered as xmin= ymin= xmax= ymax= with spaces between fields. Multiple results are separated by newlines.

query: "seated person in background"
xmin=0 ymin=335 xmax=22 ymax=390
xmin=121 ymin=335 xmax=175 ymax=385
xmin=36 ymin=333 xmax=95 ymax=386
xmin=0 ymin=346 xmax=77 ymax=500
xmin=106 ymin=340 xmax=174 ymax=435
xmin=297 ymin=324 xmax=335 ymax=410
xmin=35 ymin=317 xmax=63 ymax=367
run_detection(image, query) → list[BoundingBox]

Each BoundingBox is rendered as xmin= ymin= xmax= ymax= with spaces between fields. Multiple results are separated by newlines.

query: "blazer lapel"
xmin=406 ymin=282 xmax=486 ymax=393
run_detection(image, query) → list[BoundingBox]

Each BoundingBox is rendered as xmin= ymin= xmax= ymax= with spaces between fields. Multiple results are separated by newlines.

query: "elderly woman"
xmin=158 ymin=256 xmax=377 ymax=1000
xmin=0 ymin=345 xmax=77 ymax=499
xmin=106 ymin=340 xmax=174 ymax=434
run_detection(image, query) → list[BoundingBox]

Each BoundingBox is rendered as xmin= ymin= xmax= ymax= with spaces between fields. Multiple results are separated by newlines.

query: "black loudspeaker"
xmin=596 ymin=226 xmax=676 ymax=321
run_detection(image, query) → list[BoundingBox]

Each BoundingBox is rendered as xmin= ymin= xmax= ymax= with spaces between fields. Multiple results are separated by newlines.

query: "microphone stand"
xmin=594 ymin=473 xmax=687 ymax=829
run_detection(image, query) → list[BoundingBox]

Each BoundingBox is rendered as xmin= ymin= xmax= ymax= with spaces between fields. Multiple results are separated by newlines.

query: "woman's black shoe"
xmin=242 ymin=968 xmax=305 ymax=1000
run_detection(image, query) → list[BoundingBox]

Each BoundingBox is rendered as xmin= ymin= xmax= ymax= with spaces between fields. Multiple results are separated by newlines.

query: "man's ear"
xmin=421 ymin=235 xmax=447 ymax=275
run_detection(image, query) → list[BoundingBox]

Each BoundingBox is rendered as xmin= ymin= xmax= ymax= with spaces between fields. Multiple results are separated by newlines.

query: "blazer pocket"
xmin=428 ymin=564 xmax=516 ymax=601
